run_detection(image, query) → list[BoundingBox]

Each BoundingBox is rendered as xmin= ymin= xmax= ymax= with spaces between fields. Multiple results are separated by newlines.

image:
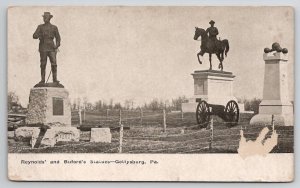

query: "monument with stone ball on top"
xmin=250 ymin=43 xmax=293 ymax=126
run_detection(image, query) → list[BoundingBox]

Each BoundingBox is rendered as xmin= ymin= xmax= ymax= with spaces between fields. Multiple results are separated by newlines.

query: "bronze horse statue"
xmin=194 ymin=27 xmax=229 ymax=71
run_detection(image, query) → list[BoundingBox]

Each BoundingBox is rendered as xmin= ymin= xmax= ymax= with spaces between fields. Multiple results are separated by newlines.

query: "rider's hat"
xmin=42 ymin=12 xmax=53 ymax=19
xmin=209 ymin=20 xmax=215 ymax=24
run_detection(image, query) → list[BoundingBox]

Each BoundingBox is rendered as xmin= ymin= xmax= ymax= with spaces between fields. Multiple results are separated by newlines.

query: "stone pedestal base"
xmin=26 ymin=87 xmax=71 ymax=127
xmin=192 ymin=70 xmax=236 ymax=105
xmin=259 ymin=100 xmax=293 ymax=114
xmin=250 ymin=114 xmax=293 ymax=126
xmin=182 ymin=70 xmax=238 ymax=112
xmin=250 ymin=100 xmax=293 ymax=126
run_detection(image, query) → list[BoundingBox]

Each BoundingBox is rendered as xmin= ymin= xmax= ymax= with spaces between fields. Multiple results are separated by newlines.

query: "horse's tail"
xmin=224 ymin=39 xmax=229 ymax=57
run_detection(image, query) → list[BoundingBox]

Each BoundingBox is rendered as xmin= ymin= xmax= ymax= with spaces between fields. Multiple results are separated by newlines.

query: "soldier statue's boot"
xmin=51 ymin=65 xmax=60 ymax=83
xmin=39 ymin=68 xmax=46 ymax=84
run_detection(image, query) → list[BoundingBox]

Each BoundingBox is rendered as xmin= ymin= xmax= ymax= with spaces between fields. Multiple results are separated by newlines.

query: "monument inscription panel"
xmin=53 ymin=97 xmax=64 ymax=116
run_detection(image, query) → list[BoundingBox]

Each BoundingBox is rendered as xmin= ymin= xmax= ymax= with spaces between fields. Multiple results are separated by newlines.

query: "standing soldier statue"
xmin=33 ymin=12 xmax=61 ymax=85
xmin=206 ymin=20 xmax=219 ymax=46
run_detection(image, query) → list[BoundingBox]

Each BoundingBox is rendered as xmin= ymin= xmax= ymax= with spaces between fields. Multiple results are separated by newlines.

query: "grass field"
xmin=8 ymin=111 xmax=294 ymax=153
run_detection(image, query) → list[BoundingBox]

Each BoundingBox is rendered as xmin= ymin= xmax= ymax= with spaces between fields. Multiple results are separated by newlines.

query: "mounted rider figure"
xmin=193 ymin=20 xmax=229 ymax=71
xmin=206 ymin=20 xmax=219 ymax=47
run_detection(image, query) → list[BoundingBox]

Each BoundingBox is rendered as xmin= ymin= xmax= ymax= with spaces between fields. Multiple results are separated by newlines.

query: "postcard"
xmin=7 ymin=6 xmax=294 ymax=181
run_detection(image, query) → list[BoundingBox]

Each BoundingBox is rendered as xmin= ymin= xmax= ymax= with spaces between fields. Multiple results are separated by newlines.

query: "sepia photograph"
xmin=7 ymin=6 xmax=294 ymax=181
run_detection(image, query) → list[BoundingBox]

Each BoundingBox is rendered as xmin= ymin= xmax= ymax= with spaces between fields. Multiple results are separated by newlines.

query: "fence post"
xmin=83 ymin=108 xmax=86 ymax=123
xmin=163 ymin=109 xmax=167 ymax=132
xmin=106 ymin=109 xmax=109 ymax=120
xmin=181 ymin=109 xmax=184 ymax=121
xmin=209 ymin=118 xmax=214 ymax=150
xmin=271 ymin=114 xmax=275 ymax=131
xmin=78 ymin=109 xmax=82 ymax=125
xmin=119 ymin=109 xmax=123 ymax=153
xmin=140 ymin=108 xmax=143 ymax=126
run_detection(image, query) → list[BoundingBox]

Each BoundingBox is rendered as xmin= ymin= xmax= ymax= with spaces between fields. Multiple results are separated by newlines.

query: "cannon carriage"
xmin=195 ymin=98 xmax=239 ymax=128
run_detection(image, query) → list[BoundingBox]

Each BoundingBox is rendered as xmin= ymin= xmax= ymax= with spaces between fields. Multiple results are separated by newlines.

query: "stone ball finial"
xmin=264 ymin=48 xmax=271 ymax=53
xmin=272 ymin=42 xmax=281 ymax=52
xmin=264 ymin=42 xmax=288 ymax=54
xmin=282 ymin=48 xmax=288 ymax=54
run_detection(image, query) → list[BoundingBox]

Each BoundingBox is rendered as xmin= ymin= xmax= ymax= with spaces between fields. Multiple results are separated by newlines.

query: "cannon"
xmin=196 ymin=98 xmax=239 ymax=128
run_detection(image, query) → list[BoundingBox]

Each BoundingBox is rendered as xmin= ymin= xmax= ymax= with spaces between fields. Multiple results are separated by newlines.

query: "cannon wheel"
xmin=196 ymin=100 xmax=211 ymax=128
xmin=225 ymin=100 xmax=239 ymax=126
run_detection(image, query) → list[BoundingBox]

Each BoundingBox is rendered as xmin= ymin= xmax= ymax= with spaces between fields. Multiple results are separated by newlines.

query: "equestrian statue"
xmin=194 ymin=20 xmax=229 ymax=71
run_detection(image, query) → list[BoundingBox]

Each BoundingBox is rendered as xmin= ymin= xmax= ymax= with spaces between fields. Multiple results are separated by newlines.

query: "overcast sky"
xmin=8 ymin=6 xmax=294 ymax=107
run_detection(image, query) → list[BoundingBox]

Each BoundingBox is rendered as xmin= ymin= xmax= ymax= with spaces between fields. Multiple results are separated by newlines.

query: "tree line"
xmin=71 ymin=96 xmax=188 ymax=112
xmin=8 ymin=91 xmax=291 ymax=114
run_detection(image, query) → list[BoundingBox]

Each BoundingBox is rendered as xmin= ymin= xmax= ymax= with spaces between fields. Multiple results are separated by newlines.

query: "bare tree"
xmin=7 ymin=91 xmax=20 ymax=112
xmin=94 ymin=100 xmax=102 ymax=111
xmin=124 ymin=99 xmax=134 ymax=110
xmin=114 ymin=102 xmax=122 ymax=109
xmin=109 ymin=98 xmax=114 ymax=109
xmin=171 ymin=96 xmax=187 ymax=111
xmin=83 ymin=97 xmax=88 ymax=109
xmin=76 ymin=97 xmax=82 ymax=110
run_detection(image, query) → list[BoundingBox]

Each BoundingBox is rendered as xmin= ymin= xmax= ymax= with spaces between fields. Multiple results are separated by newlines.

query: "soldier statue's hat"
xmin=42 ymin=12 xmax=53 ymax=18
xmin=209 ymin=20 xmax=215 ymax=24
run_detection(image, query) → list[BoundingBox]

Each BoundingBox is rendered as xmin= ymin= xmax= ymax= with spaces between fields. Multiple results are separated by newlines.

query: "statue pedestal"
xmin=26 ymin=86 xmax=71 ymax=127
xmin=250 ymin=52 xmax=293 ymax=126
xmin=182 ymin=70 xmax=237 ymax=112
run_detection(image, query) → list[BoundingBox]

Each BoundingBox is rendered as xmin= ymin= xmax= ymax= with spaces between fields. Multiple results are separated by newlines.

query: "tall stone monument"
xmin=182 ymin=70 xmax=237 ymax=112
xmin=250 ymin=43 xmax=293 ymax=126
